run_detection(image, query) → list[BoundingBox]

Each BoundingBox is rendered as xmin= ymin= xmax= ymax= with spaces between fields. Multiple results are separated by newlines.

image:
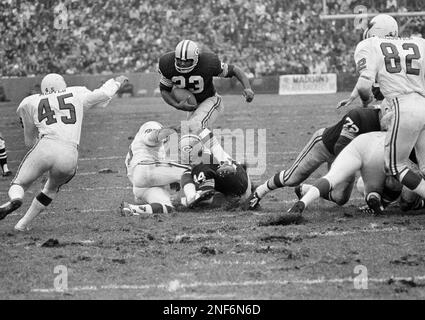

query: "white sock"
xmin=183 ymin=183 xmax=197 ymax=201
xmin=301 ymin=184 xmax=312 ymax=196
xmin=129 ymin=204 xmax=153 ymax=214
xmin=9 ymin=184 xmax=24 ymax=200
xmin=2 ymin=164 xmax=9 ymax=172
xmin=15 ymin=198 xmax=45 ymax=230
xmin=199 ymin=129 xmax=231 ymax=164
xmin=256 ymin=183 xmax=271 ymax=198
xmin=300 ymin=186 xmax=320 ymax=208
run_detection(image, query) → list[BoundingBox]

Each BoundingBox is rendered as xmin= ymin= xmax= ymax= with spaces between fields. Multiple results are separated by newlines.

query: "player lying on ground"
xmin=158 ymin=39 xmax=254 ymax=172
xmin=284 ymin=132 xmax=403 ymax=221
xmin=352 ymin=15 xmax=425 ymax=204
xmin=180 ymin=158 xmax=252 ymax=209
xmin=120 ymin=122 xmax=215 ymax=217
xmin=0 ymin=133 xmax=12 ymax=177
xmin=0 ymin=73 xmax=128 ymax=231
xmin=243 ymin=104 xmax=390 ymax=210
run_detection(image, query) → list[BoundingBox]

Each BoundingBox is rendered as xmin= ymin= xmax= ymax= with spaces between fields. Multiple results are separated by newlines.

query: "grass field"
xmin=1 ymin=93 xmax=425 ymax=300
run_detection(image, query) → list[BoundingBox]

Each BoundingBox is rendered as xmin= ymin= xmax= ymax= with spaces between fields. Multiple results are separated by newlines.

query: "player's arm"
xmin=158 ymin=69 xmax=196 ymax=111
xmin=353 ymin=40 xmax=377 ymax=107
xmin=82 ymin=76 xmax=128 ymax=108
xmin=17 ymin=103 xmax=38 ymax=147
xmin=333 ymin=113 xmax=360 ymax=156
xmin=215 ymin=61 xmax=254 ymax=102
xmin=142 ymin=127 xmax=176 ymax=147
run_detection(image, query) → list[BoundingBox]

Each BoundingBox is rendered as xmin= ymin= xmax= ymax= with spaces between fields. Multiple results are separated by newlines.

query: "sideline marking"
xmin=31 ymin=275 xmax=425 ymax=293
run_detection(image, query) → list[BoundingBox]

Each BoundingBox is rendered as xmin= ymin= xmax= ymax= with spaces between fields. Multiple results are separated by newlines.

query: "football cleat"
xmin=242 ymin=192 xmax=261 ymax=211
xmin=0 ymin=199 xmax=22 ymax=221
xmin=119 ymin=201 xmax=142 ymax=217
xmin=186 ymin=189 xmax=216 ymax=208
xmin=2 ymin=171 xmax=12 ymax=177
xmin=217 ymin=161 xmax=237 ymax=177
xmin=365 ymin=192 xmax=384 ymax=215
xmin=287 ymin=201 xmax=305 ymax=214
xmin=14 ymin=224 xmax=31 ymax=232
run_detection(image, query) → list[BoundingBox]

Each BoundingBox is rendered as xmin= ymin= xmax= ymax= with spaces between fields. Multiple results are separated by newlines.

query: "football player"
xmin=120 ymin=121 xmax=214 ymax=217
xmin=158 ymin=39 xmax=254 ymax=172
xmin=285 ymin=131 xmax=403 ymax=218
xmin=351 ymin=14 xmax=425 ymax=202
xmin=0 ymin=73 xmax=128 ymax=231
xmin=0 ymin=133 xmax=12 ymax=177
xmin=244 ymin=105 xmax=387 ymax=210
xmin=180 ymin=160 xmax=252 ymax=209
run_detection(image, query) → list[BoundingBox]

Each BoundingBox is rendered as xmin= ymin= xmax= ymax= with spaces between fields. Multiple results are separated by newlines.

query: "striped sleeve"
xmin=158 ymin=68 xmax=173 ymax=90
xmin=217 ymin=62 xmax=229 ymax=78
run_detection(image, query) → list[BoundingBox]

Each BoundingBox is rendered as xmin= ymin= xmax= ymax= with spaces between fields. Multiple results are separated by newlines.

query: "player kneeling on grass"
xmin=120 ymin=122 xmax=213 ymax=217
xmin=244 ymin=104 xmax=388 ymax=211
xmin=0 ymin=73 xmax=129 ymax=231
xmin=266 ymin=132 xmax=403 ymax=226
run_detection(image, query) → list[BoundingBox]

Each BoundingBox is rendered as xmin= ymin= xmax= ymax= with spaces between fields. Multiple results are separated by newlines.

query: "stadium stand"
xmin=0 ymin=0 xmax=423 ymax=78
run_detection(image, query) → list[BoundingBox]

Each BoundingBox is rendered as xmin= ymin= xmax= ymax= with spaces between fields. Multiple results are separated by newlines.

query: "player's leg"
xmin=385 ymin=96 xmax=425 ymax=198
xmin=244 ymin=128 xmax=330 ymax=209
xmin=14 ymin=144 xmax=78 ymax=231
xmin=181 ymin=95 xmax=233 ymax=166
xmin=123 ymin=163 xmax=187 ymax=215
xmin=0 ymin=139 xmax=50 ymax=220
xmin=123 ymin=186 xmax=174 ymax=216
xmin=399 ymin=187 xmax=425 ymax=211
xmin=327 ymin=176 xmax=356 ymax=206
xmin=289 ymin=144 xmax=362 ymax=213
xmin=0 ymin=134 xmax=12 ymax=176
xmin=179 ymin=167 xmax=216 ymax=208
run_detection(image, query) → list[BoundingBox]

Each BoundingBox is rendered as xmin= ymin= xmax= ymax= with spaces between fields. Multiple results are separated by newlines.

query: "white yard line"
xmin=31 ymin=275 xmax=425 ymax=294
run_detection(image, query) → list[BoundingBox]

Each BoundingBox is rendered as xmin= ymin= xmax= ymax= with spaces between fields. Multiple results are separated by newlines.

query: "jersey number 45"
xmin=38 ymin=93 xmax=76 ymax=125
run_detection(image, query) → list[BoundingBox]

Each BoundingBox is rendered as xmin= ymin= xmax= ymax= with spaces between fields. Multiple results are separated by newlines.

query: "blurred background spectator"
xmin=0 ymin=0 xmax=423 ymax=78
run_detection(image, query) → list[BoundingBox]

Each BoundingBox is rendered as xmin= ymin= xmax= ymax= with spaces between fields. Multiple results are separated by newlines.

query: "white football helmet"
xmin=363 ymin=14 xmax=398 ymax=39
xmin=179 ymin=134 xmax=204 ymax=165
xmin=40 ymin=73 xmax=67 ymax=94
xmin=175 ymin=40 xmax=199 ymax=73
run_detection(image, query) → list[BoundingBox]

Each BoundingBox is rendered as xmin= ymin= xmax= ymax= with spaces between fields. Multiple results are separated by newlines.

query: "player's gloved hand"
xmin=336 ymin=97 xmax=353 ymax=109
xmin=243 ymin=88 xmax=254 ymax=103
xmin=115 ymin=75 xmax=129 ymax=88
xmin=174 ymin=97 xmax=197 ymax=112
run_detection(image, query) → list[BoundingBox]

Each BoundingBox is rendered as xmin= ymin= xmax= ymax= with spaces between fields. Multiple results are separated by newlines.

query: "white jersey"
xmin=355 ymin=36 xmax=425 ymax=99
xmin=17 ymin=79 xmax=120 ymax=146
xmin=125 ymin=124 xmax=166 ymax=169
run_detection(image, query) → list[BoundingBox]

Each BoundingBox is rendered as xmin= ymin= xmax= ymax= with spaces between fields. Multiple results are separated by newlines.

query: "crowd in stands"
xmin=0 ymin=0 xmax=424 ymax=78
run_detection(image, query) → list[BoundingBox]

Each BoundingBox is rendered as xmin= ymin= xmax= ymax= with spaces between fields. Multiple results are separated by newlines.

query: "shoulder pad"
xmin=158 ymin=52 xmax=176 ymax=76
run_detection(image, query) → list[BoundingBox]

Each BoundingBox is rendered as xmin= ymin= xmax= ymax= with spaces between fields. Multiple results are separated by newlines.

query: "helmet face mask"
xmin=363 ymin=14 xmax=398 ymax=39
xmin=175 ymin=40 xmax=199 ymax=73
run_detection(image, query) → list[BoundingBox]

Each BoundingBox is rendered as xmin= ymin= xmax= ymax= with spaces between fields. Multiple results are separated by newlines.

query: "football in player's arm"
xmin=158 ymin=42 xmax=254 ymax=112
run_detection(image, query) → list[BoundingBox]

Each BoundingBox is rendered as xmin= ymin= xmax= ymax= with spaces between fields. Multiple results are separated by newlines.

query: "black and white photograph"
xmin=1 ymin=0 xmax=425 ymax=303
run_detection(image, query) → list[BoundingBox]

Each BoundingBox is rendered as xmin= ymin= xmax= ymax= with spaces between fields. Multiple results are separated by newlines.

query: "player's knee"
xmin=333 ymin=194 xmax=350 ymax=206
xmin=187 ymin=120 xmax=203 ymax=134
xmin=0 ymin=137 xmax=5 ymax=149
